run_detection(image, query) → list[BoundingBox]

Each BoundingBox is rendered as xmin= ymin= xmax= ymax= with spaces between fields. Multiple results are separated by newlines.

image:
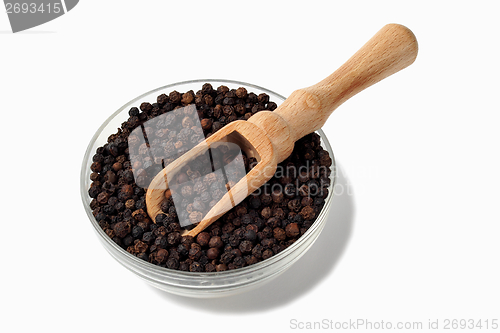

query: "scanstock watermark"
xmin=4 ymin=0 xmax=78 ymax=33
xmin=290 ymin=318 xmax=499 ymax=330
xmin=290 ymin=319 xmax=423 ymax=330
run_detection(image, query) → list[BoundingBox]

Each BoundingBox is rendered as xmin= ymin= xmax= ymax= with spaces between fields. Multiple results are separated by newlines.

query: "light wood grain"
xmin=268 ymin=23 xmax=418 ymax=159
xmin=146 ymin=23 xmax=418 ymax=237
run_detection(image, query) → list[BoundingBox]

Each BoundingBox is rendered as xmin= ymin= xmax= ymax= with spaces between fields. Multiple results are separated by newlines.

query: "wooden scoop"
xmin=146 ymin=23 xmax=418 ymax=237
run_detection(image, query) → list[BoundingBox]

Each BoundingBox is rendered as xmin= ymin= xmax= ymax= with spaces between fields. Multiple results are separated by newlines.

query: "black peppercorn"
xmin=288 ymin=199 xmax=302 ymax=212
xmin=271 ymin=189 xmax=284 ymax=203
xmin=208 ymin=236 xmax=223 ymax=249
xmin=301 ymin=196 xmax=314 ymax=206
xmin=216 ymin=264 xmax=227 ymax=272
xmin=189 ymin=262 xmax=204 ymax=272
xmin=251 ymin=244 xmax=263 ymax=259
xmin=140 ymin=102 xmax=152 ymax=112
xmin=199 ymin=255 xmax=209 ymax=266
xmin=167 ymin=232 xmax=181 ymax=246
xmin=205 ymin=263 xmax=216 ymax=272
xmin=220 ymin=252 xmax=234 ymax=264
xmin=300 ymin=206 xmax=316 ymax=220
xmin=131 ymin=225 xmax=144 ymax=239
xmin=166 ymin=258 xmax=179 ymax=270
xmin=245 ymin=255 xmax=259 ymax=265
xmin=142 ymin=231 xmax=154 ymax=244
xmin=201 ymin=83 xmax=213 ymax=95
xmin=273 ymin=227 xmax=286 ymax=242
xmin=233 ymin=256 xmax=246 ymax=268
xmin=129 ymin=107 xmax=140 ymax=117
xmin=90 ymin=161 xmax=102 ymax=173
xmin=262 ymin=249 xmax=274 ymax=260
xmin=229 ymin=248 xmax=242 ymax=258
xmin=241 ymin=214 xmax=253 ymax=225
xmin=114 ymin=222 xmax=131 ymax=238
xmin=96 ymin=191 xmax=110 ymax=205
xmin=314 ymin=197 xmax=325 ymax=206
xmin=260 ymin=193 xmax=272 ymax=206
xmin=299 ymin=184 xmax=311 ymax=197
xmin=244 ymin=229 xmax=257 ymax=242
xmin=239 ymin=240 xmax=253 ymax=254
xmin=298 ymin=170 xmax=310 ymax=183
xmin=260 ymin=206 xmax=272 ymax=219
xmin=266 ymin=217 xmax=281 ymax=229
xmin=267 ymin=102 xmax=277 ymax=111
xmin=285 ymin=223 xmax=300 ymax=238
xmin=207 ymin=248 xmax=220 ymax=260
xmin=177 ymin=244 xmax=189 ymax=257
xmin=284 ymin=184 xmax=297 ymax=199
xmin=188 ymin=246 xmax=202 ymax=261
xmin=212 ymin=121 xmax=223 ymax=132
xmin=273 ymin=208 xmax=286 ymax=220
xmin=154 ymin=236 xmax=168 ymax=249
xmin=181 ymin=91 xmax=194 ymax=105
xmin=196 ymin=232 xmax=210 ymax=247
xmin=228 ymin=235 xmax=240 ymax=247
xmin=152 ymin=248 xmax=169 ymax=264
xmin=88 ymin=186 xmax=100 ymax=199
xmin=249 ymin=195 xmax=261 ymax=209
xmin=235 ymin=87 xmax=247 ymax=99
xmin=169 ymin=91 xmax=181 ymax=104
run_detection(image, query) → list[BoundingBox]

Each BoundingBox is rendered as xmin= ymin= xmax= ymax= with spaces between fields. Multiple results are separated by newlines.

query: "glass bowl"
xmin=80 ymin=79 xmax=336 ymax=298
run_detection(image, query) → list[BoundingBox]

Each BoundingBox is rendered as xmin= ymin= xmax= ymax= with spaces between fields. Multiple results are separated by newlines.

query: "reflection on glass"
xmin=127 ymin=105 xmax=249 ymax=227
xmin=128 ymin=104 xmax=203 ymax=188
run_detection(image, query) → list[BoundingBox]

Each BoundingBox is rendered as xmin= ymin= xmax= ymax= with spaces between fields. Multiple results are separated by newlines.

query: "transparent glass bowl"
xmin=80 ymin=79 xmax=336 ymax=298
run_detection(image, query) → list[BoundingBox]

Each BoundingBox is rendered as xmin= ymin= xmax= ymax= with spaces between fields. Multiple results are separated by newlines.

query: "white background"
xmin=1 ymin=1 xmax=499 ymax=332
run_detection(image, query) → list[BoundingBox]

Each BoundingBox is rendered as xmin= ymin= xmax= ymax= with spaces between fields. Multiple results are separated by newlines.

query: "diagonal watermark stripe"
xmin=3 ymin=0 xmax=79 ymax=33
xmin=64 ymin=0 xmax=77 ymax=11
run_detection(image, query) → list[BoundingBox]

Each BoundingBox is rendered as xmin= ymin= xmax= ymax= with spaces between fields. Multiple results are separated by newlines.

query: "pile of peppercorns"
xmin=89 ymin=83 xmax=332 ymax=272
xmin=165 ymin=143 xmax=252 ymax=227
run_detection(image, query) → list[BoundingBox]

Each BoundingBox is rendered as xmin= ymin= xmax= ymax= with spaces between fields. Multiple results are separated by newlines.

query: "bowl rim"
xmin=80 ymin=79 xmax=336 ymax=282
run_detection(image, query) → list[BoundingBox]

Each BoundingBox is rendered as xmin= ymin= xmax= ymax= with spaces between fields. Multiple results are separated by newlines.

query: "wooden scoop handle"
xmin=279 ymin=24 xmax=417 ymax=142
xmin=250 ymin=24 xmax=418 ymax=162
